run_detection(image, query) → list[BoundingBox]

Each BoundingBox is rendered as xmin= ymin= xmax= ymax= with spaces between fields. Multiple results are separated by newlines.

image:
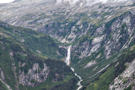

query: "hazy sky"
xmin=56 ymin=0 xmax=128 ymax=4
xmin=0 ymin=0 xmax=15 ymax=3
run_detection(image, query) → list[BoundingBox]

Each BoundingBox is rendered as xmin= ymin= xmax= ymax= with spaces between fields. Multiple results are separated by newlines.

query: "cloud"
xmin=56 ymin=0 xmax=129 ymax=5
xmin=0 ymin=0 xmax=15 ymax=3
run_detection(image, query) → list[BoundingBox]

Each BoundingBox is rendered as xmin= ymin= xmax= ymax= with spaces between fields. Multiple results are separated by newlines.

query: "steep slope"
xmin=0 ymin=0 xmax=134 ymax=42
xmin=1 ymin=0 xmax=135 ymax=90
xmin=86 ymin=45 xmax=135 ymax=90
xmin=71 ymin=11 xmax=135 ymax=88
xmin=0 ymin=21 xmax=66 ymax=60
xmin=0 ymin=22 xmax=78 ymax=90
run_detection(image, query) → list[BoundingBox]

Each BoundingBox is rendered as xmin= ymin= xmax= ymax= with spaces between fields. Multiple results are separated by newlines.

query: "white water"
xmin=65 ymin=45 xmax=71 ymax=66
xmin=65 ymin=46 xmax=83 ymax=90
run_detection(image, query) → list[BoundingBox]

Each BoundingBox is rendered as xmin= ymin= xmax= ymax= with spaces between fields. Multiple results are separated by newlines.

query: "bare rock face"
xmin=110 ymin=59 xmax=135 ymax=90
xmin=19 ymin=63 xmax=49 ymax=86
xmin=72 ymin=11 xmax=135 ymax=59
xmin=0 ymin=0 xmax=134 ymax=42
xmin=0 ymin=68 xmax=5 ymax=80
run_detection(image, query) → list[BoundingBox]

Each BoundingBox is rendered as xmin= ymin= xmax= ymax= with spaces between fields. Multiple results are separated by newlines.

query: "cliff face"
xmin=71 ymin=11 xmax=135 ymax=87
xmin=0 ymin=22 xmax=77 ymax=90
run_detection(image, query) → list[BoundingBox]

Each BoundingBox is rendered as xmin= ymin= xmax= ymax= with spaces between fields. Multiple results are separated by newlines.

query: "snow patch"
xmin=92 ymin=36 xmax=104 ymax=45
xmin=84 ymin=61 xmax=96 ymax=68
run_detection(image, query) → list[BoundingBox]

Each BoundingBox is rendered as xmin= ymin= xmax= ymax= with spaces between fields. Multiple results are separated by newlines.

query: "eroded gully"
xmin=65 ymin=45 xmax=83 ymax=90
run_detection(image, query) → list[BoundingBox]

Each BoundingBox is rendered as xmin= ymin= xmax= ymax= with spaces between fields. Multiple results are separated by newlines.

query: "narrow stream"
xmin=65 ymin=45 xmax=83 ymax=90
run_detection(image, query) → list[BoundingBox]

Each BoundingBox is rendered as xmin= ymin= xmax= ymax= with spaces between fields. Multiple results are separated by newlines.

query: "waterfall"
xmin=65 ymin=45 xmax=83 ymax=90
xmin=65 ymin=45 xmax=71 ymax=66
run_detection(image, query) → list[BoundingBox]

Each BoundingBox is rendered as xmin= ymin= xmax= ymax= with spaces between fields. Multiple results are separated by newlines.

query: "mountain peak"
xmin=56 ymin=0 xmax=130 ymax=5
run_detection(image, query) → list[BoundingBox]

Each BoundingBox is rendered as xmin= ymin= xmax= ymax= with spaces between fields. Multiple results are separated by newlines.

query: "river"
xmin=65 ymin=45 xmax=83 ymax=90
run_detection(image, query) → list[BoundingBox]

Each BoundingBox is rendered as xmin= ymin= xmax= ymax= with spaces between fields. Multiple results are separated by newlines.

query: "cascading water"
xmin=65 ymin=45 xmax=83 ymax=90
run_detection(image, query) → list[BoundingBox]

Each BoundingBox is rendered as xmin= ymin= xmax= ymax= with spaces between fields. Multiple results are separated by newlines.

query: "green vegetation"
xmin=124 ymin=85 xmax=132 ymax=90
xmin=0 ymin=21 xmax=77 ymax=90
xmin=86 ymin=45 xmax=135 ymax=90
xmin=70 ymin=11 xmax=135 ymax=90
xmin=0 ymin=81 xmax=8 ymax=90
xmin=86 ymin=66 xmax=115 ymax=90
xmin=0 ymin=21 xmax=65 ymax=60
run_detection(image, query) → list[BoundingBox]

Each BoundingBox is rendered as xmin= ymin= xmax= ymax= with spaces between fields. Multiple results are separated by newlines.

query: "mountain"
xmin=0 ymin=21 xmax=66 ymax=60
xmin=1 ymin=0 xmax=135 ymax=90
xmin=55 ymin=0 xmax=130 ymax=5
xmin=72 ymin=11 xmax=135 ymax=89
xmin=0 ymin=0 xmax=134 ymax=41
xmin=0 ymin=21 xmax=78 ymax=90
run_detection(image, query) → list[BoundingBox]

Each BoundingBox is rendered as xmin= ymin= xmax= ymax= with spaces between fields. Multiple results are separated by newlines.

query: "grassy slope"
xmin=70 ymin=11 xmax=135 ymax=89
xmin=0 ymin=21 xmax=65 ymax=60
xmin=0 ymin=81 xmax=8 ymax=90
xmin=0 ymin=22 xmax=77 ymax=90
xmin=86 ymin=45 xmax=135 ymax=90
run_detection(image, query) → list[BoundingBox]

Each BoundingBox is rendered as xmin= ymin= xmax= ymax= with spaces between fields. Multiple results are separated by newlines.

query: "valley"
xmin=0 ymin=22 xmax=78 ymax=90
xmin=66 ymin=46 xmax=83 ymax=90
xmin=0 ymin=0 xmax=135 ymax=90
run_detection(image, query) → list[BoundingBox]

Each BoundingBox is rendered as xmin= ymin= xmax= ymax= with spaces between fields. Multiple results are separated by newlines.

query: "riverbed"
xmin=66 ymin=46 xmax=83 ymax=90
